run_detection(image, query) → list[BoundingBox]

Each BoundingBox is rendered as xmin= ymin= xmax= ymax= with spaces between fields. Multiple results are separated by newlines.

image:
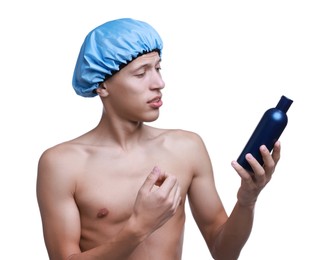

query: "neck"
xmin=92 ymin=112 xmax=147 ymax=150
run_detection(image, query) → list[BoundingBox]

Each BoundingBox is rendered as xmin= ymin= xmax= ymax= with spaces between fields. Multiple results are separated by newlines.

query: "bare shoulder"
xmin=37 ymin=140 xmax=88 ymax=184
xmin=39 ymin=141 xmax=82 ymax=165
xmin=155 ymin=128 xmax=206 ymax=149
xmin=148 ymin=127 xmax=208 ymax=163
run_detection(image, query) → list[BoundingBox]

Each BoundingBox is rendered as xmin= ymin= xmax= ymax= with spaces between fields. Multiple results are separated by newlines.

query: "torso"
xmin=63 ymin=126 xmax=196 ymax=259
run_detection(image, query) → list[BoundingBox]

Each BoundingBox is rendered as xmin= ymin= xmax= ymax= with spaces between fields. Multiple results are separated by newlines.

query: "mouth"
xmin=148 ymin=98 xmax=160 ymax=103
xmin=148 ymin=96 xmax=163 ymax=108
xmin=147 ymin=96 xmax=162 ymax=103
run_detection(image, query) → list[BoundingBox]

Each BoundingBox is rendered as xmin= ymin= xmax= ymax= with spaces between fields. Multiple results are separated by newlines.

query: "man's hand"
xmin=232 ymin=141 xmax=281 ymax=207
xmin=131 ymin=166 xmax=182 ymax=238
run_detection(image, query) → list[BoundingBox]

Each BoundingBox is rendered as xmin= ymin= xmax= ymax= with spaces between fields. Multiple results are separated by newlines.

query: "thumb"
xmin=141 ymin=166 xmax=161 ymax=192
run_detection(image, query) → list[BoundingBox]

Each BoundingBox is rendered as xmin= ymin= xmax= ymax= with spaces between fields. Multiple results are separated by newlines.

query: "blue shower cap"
xmin=72 ymin=18 xmax=163 ymax=97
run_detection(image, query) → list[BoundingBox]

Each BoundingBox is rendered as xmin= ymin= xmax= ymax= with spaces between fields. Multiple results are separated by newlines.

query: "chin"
xmin=142 ymin=111 xmax=160 ymax=122
xmin=143 ymin=116 xmax=159 ymax=123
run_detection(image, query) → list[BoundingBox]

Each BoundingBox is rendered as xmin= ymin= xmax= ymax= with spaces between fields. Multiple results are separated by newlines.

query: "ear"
xmin=96 ymin=82 xmax=109 ymax=97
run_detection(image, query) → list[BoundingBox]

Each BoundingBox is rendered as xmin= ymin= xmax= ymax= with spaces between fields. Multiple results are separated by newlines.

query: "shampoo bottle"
xmin=237 ymin=95 xmax=293 ymax=172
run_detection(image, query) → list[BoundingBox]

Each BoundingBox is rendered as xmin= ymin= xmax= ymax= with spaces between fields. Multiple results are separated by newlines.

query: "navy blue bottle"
xmin=237 ymin=95 xmax=293 ymax=172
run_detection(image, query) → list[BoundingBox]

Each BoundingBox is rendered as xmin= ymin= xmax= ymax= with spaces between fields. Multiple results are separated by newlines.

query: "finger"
xmin=140 ymin=166 xmax=162 ymax=192
xmin=259 ymin=145 xmax=272 ymax=165
xmin=259 ymin=145 xmax=276 ymax=173
xmin=154 ymin=170 xmax=167 ymax=186
xmin=173 ymin=186 xmax=182 ymax=208
xmin=168 ymin=178 xmax=180 ymax=198
xmin=245 ymin=153 xmax=266 ymax=182
xmin=158 ymin=175 xmax=178 ymax=194
xmin=231 ymin=160 xmax=253 ymax=181
xmin=164 ymin=180 xmax=181 ymax=215
xmin=271 ymin=141 xmax=281 ymax=164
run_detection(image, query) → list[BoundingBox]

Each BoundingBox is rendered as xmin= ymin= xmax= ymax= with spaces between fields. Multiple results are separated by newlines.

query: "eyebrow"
xmin=131 ymin=58 xmax=161 ymax=72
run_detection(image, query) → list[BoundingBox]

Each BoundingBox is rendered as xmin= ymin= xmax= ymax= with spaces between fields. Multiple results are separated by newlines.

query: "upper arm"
xmin=186 ymin=133 xmax=228 ymax=246
xmin=36 ymin=147 xmax=81 ymax=259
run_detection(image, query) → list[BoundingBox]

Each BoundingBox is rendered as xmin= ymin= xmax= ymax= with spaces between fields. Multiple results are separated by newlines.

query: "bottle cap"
xmin=276 ymin=95 xmax=293 ymax=113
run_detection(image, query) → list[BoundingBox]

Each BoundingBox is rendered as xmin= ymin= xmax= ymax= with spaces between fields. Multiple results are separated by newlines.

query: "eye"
xmin=135 ymin=71 xmax=146 ymax=78
xmin=135 ymin=72 xmax=145 ymax=78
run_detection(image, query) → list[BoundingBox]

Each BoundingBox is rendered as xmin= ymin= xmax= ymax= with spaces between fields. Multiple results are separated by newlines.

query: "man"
xmin=37 ymin=18 xmax=280 ymax=260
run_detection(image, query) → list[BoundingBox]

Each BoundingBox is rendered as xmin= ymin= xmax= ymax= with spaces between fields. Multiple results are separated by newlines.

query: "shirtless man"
xmin=36 ymin=18 xmax=281 ymax=260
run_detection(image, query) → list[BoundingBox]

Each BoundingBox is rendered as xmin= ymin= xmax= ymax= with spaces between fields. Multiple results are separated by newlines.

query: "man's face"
xmin=103 ymin=52 xmax=165 ymax=122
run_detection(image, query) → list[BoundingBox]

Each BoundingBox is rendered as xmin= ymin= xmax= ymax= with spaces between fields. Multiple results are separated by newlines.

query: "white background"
xmin=1 ymin=0 xmax=317 ymax=259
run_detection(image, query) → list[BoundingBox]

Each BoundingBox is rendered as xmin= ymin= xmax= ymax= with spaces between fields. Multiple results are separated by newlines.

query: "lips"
xmin=148 ymin=96 xmax=163 ymax=108
xmin=148 ymin=97 xmax=161 ymax=103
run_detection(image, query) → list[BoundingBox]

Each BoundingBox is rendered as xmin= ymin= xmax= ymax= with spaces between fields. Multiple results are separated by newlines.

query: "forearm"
xmin=68 ymin=217 xmax=146 ymax=260
xmin=211 ymin=202 xmax=255 ymax=260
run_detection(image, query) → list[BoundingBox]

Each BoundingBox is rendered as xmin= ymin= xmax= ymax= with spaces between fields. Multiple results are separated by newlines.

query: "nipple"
xmin=97 ymin=208 xmax=109 ymax=218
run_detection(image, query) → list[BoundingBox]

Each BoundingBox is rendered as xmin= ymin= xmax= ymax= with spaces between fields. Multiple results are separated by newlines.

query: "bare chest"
xmin=74 ymin=147 xmax=191 ymax=223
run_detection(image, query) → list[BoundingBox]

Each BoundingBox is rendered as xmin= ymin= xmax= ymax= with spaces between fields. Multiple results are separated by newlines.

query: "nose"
xmin=150 ymin=69 xmax=165 ymax=90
